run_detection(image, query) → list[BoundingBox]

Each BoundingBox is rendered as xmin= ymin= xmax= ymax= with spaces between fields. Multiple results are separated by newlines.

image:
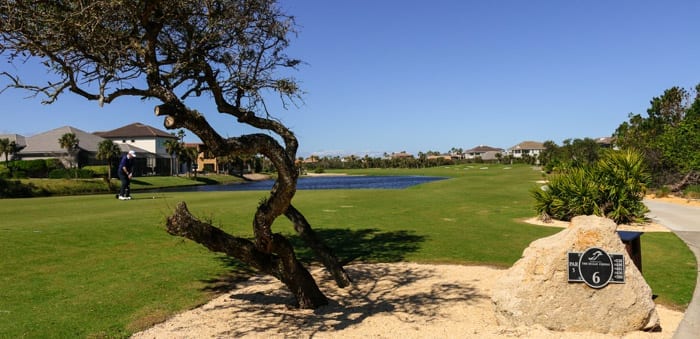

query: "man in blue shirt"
xmin=117 ymin=150 xmax=136 ymax=200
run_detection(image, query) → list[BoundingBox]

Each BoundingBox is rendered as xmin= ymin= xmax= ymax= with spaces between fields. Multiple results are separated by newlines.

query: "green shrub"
xmin=14 ymin=159 xmax=50 ymax=177
xmin=49 ymin=169 xmax=70 ymax=179
xmin=77 ymin=169 xmax=96 ymax=179
xmin=82 ymin=165 xmax=109 ymax=177
xmin=12 ymin=170 xmax=27 ymax=179
xmin=685 ymin=185 xmax=700 ymax=199
xmin=594 ymin=150 xmax=650 ymax=223
xmin=0 ymin=165 xmax=9 ymax=179
xmin=532 ymin=168 xmax=601 ymax=221
xmin=654 ymin=186 xmax=671 ymax=198
xmin=532 ymin=149 xmax=650 ymax=224
xmin=49 ymin=168 xmax=94 ymax=179
xmin=45 ymin=158 xmax=63 ymax=170
xmin=0 ymin=178 xmax=44 ymax=198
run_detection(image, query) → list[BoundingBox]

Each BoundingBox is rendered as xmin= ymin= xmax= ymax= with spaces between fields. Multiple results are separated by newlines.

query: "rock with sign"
xmin=491 ymin=215 xmax=660 ymax=334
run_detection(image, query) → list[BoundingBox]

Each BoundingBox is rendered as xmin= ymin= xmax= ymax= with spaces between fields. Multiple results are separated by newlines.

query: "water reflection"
xmin=146 ymin=175 xmax=446 ymax=193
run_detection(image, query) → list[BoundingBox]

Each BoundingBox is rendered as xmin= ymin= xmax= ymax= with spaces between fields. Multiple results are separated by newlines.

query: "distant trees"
xmin=0 ymin=137 xmax=20 ymax=177
xmin=0 ymin=138 xmax=12 ymax=166
xmin=301 ymin=154 xmax=455 ymax=171
xmin=614 ymin=85 xmax=700 ymax=190
xmin=179 ymin=146 xmax=198 ymax=177
xmin=163 ymin=139 xmax=182 ymax=176
xmin=533 ymin=84 xmax=700 ymax=223
xmin=300 ymin=146 xmax=539 ymax=171
xmin=538 ymin=138 xmax=602 ymax=173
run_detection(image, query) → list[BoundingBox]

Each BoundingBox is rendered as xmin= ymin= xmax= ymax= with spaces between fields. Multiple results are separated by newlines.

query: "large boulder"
xmin=492 ymin=215 xmax=660 ymax=334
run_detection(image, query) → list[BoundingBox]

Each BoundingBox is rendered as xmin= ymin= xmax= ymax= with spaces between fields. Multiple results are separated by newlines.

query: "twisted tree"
xmin=0 ymin=0 xmax=350 ymax=308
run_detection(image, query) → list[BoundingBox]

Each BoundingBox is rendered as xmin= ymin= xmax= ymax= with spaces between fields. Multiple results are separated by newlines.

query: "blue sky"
xmin=1 ymin=1 xmax=699 ymax=158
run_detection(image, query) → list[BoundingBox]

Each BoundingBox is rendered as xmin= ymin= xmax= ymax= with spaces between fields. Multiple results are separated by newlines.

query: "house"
xmin=508 ymin=141 xmax=545 ymax=161
xmin=18 ymin=126 xmax=108 ymax=168
xmin=427 ymin=154 xmax=452 ymax=161
xmin=0 ymin=133 xmax=27 ymax=148
xmin=463 ymin=145 xmax=505 ymax=161
xmin=390 ymin=151 xmax=414 ymax=159
xmin=595 ymin=137 xmax=616 ymax=149
xmin=303 ymin=155 xmax=319 ymax=164
xmin=95 ymin=123 xmax=178 ymax=175
xmin=184 ymin=143 xmax=220 ymax=173
xmin=16 ymin=125 xmax=152 ymax=173
xmin=0 ymin=134 xmax=27 ymax=160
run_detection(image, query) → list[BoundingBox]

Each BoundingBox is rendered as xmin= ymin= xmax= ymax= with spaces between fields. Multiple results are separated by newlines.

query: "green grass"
xmin=642 ymin=232 xmax=698 ymax=309
xmin=0 ymin=164 xmax=695 ymax=337
xmin=684 ymin=185 xmax=700 ymax=199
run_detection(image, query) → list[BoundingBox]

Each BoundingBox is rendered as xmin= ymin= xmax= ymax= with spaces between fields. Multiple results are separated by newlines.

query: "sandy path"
xmin=131 ymin=263 xmax=681 ymax=338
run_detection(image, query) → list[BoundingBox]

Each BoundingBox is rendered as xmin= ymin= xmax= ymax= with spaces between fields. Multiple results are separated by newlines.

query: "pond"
xmin=145 ymin=175 xmax=446 ymax=193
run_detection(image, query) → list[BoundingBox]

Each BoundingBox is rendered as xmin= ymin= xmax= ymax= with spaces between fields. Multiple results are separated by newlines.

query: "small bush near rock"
xmin=532 ymin=149 xmax=650 ymax=224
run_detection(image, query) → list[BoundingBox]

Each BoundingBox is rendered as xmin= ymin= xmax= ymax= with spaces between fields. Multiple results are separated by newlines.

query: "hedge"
xmin=48 ymin=168 xmax=94 ymax=179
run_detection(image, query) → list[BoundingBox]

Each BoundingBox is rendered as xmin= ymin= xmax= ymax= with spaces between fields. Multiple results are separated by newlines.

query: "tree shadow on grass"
xmin=200 ymin=256 xmax=258 ymax=294
xmin=130 ymin=179 xmax=152 ymax=186
xmin=290 ymin=228 xmax=427 ymax=265
xmin=201 ymin=228 xmax=426 ymax=294
xmin=192 ymin=177 xmax=218 ymax=185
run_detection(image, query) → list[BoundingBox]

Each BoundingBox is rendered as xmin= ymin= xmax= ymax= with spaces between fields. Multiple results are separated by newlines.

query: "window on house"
xmin=147 ymin=156 xmax=156 ymax=168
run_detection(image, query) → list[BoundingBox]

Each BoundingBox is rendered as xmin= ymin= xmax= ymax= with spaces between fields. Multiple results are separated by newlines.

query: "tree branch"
xmin=166 ymin=201 xmax=279 ymax=277
xmin=166 ymin=201 xmax=328 ymax=308
xmin=285 ymin=204 xmax=352 ymax=287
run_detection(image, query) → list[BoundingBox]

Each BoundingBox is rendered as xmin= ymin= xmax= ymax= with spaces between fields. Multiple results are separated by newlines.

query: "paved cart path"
xmin=645 ymin=199 xmax=700 ymax=339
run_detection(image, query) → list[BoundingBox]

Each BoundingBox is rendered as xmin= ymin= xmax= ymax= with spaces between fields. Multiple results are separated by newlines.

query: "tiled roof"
xmin=0 ymin=134 xmax=26 ymax=147
xmin=94 ymin=122 xmax=177 ymax=139
xmin=391 ymin=152 xmax=414 ymax=158
xmin=20 ymin=126 xmax=105 ymax=154
xmin=509 ymin=141 xmax=545 ymax=151
xmin=465 ymin=145 xmax=504 ymax=153
xmin=596 ymin=137 xmax=614 ymax=145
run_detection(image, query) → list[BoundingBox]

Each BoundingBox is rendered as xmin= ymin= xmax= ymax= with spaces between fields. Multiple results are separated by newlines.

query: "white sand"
xmin=131 ymin=263 xmax=682 ymax=338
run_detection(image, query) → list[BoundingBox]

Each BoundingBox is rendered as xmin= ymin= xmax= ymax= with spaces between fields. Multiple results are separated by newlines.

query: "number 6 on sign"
xmin=579 ymin=247 xmax=613 ymax=288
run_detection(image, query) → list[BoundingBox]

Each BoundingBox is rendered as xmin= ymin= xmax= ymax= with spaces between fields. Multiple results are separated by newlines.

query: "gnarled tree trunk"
xmin=285 ymin=204 xmax=351 ymax=287
xmin=166 ymin=201 xmax=329 ymax=308
xmin=1 ymin=0 xmax=349 ymax=310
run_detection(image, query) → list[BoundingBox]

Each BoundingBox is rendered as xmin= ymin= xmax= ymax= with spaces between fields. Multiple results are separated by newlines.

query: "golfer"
xmin=118 ymin=150 xmax=136 ymax=200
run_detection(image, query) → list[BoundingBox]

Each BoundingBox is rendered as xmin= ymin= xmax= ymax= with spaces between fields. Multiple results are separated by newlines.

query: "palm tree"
xmin=164 ymin=139 xmax=181 ymax=176
xmin=0 ymin=138 xmax=10 ymax=167
xmin=58 ymin=133 xmax=80 ymax=178
xmin=96 ymin=139 xmax=121 ymax=180
xmin=179 ymin=146 xmax=199 ymax=178
xmin=1 ymin=139 xmax=20 ymax=177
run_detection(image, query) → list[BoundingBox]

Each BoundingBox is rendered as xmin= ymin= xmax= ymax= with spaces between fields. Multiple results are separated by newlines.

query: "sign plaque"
xmin=568 ymin=247 xmax=625 ymax=288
